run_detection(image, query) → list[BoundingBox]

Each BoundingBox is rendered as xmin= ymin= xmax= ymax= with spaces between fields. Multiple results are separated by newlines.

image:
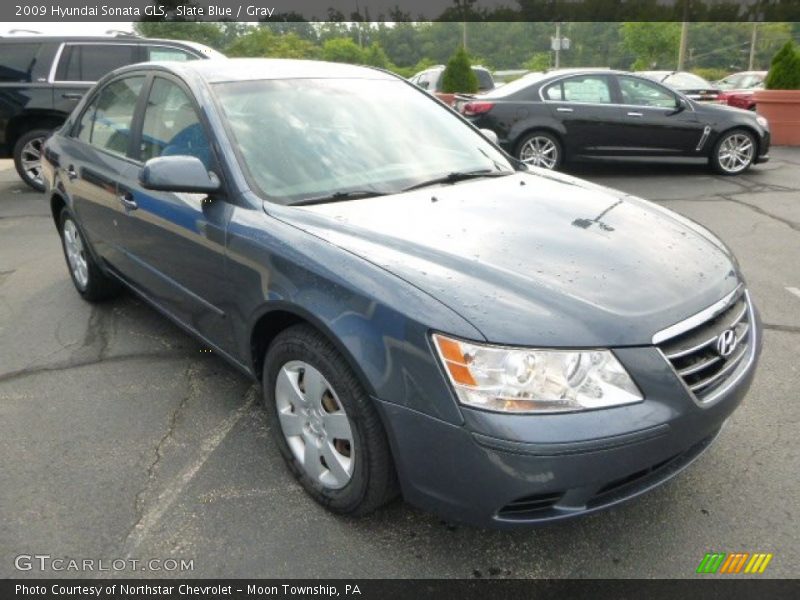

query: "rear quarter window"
xmin=56 ymin=44 xmax=138 ymax=82
xmin=0 ymin=43 xmax=42 ymax=82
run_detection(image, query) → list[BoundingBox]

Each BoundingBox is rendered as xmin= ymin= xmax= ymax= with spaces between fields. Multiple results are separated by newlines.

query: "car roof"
xmin=124 ymin=58 xmax=399 ymax=83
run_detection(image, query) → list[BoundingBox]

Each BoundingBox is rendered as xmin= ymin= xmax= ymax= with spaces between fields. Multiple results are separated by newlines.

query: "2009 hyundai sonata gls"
xmin=42 ymin=59 xmax=761 ymax=528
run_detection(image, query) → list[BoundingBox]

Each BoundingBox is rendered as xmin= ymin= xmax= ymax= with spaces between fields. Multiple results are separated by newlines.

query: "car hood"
xmin=265 ymin=171 xmax=740 ymax=347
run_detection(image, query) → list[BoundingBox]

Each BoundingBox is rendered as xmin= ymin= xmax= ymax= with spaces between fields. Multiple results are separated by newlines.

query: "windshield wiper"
xmin=401 ymin=169 xmax=512 ymax=192
xmin=290 ymin=190 xmax=389 ymax=206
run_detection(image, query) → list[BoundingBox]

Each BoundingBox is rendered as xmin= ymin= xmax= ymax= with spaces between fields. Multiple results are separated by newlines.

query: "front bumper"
xmin=374 ymin=316 xmax=761 ymax=529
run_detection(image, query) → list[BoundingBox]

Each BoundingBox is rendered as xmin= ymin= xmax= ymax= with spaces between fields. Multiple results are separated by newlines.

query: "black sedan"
xmin=461 ymin=70 xmax=770 ymax=175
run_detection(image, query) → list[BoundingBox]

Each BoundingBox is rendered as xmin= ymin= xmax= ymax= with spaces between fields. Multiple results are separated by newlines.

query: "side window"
xmin=417 ymin=72 xmax=431 ymax=90
xmin=139 ymin=77 xmax=212 ymax=169
xmin=76 ymin=95 xmax=100 ymax=143
xmin=0 ymin=43 xmax=41 ymax=82
xmin=57 ymin=44 xmax=138 ymax=82
xmin=146 ymin=46 xmax=197 ymax=62
xmin=543 ymin=82 xmax=563 ymax=100
xmin=618 ymin=76 xmax=677 ymax=108
xmin=560 ymin=76 xmax=612 ymax=104
xmin=75 ymin=76 xmax=145 ymax=155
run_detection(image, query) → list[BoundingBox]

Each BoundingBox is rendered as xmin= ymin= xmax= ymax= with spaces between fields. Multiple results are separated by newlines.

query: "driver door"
xmin=612 ymin=75 xmax=707 ymax=155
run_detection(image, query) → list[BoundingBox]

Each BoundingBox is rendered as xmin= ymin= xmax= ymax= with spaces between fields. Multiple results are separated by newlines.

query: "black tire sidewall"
xmin=516 ymin=130 xmax=563 ymax=170
xmin=711 ymin=129 xmax=756 ymax=175
xmin=13 ymin=129 xmax=51 ymax=192
xmin=262 ymin=326 xmax=377 ymax=514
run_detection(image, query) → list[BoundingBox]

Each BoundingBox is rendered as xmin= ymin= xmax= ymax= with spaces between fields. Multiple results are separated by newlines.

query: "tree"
xmin=524 ymin=52 xmax=551 ymax=71
xmin=620 ymin=22 xmax=681 ymax=70
xmin=364 ymin=42 xmax=391 ymax=69
xmin=441 ymin=46 xmax=479 ymax=94
xmin=765 ymin=41 xmax=800 ymax=89
xmin=321 ymin=38 xmax=365 ymax=64
xmin=226 ymin=28 xmax=319 ymax=60
xmin=134 ymin=21 xmax=225 ymax=50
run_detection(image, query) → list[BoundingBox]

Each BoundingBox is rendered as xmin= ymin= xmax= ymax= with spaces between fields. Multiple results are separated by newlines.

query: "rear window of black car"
xmin=0 ymin=43 xmax=42 ymax=82
xmin=56 ymin=44 xmax=138 ymax=82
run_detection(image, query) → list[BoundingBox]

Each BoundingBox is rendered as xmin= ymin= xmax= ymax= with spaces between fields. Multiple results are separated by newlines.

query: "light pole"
xmin=551 ymin=23 xmax=569 ymax=69
xmin=748 ymin=23 xmax=758 ymax=70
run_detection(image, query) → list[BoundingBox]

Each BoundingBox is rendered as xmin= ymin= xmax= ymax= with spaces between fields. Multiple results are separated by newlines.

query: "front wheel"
xmin=263 ymin=324 xmax=398 ymax=516
xmin=13 ymin=129 xmax=51 ymax=192
xmin=710 ymin=129 xmax=756 ymax=175
xmin=515 ymin=131 xmax=563 ymax=170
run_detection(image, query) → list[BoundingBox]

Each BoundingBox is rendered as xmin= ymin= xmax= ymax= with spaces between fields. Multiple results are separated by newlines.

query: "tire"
xmin=58 ymin=208 xmax=122 ymax=302
xmin=13 ymin=129 xmax=52 ymax=192
xmin=263 ymin=324 xmax=398 ymax=516
xmin=515 ymin=130 xmax=563 ymax=170
xmin=710 ymin=129 xmax=756 ymax=175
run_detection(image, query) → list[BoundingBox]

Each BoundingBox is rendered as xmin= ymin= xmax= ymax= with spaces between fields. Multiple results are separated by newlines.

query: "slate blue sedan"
xmin=42 ymin=59 xmax=761 ymax=528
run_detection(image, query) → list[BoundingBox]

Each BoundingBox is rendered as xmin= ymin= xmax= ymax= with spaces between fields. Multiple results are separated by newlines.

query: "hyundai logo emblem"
xmin=716 ymin=329 xmax=738 ymax=358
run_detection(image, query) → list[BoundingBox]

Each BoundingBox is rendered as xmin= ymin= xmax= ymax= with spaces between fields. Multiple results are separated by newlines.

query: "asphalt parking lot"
xmin=1 ymin=151 xmax=798 ymax=579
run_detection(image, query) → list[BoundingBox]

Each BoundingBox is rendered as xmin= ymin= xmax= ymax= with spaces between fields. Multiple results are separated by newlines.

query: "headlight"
xmin=432 ymin=334 xmax=643 ymax=413
xmin=756 ymin=115 xmax=769 ymax=129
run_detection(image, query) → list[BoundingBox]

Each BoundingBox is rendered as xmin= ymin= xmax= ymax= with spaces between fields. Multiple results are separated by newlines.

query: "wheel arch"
xmin=708 ymin=125 xmax=762 ymax=159
xmin=7 ymin=111 xmax=67 ymax=150
xmin=249 ymin=303 xmax=378 ymax=400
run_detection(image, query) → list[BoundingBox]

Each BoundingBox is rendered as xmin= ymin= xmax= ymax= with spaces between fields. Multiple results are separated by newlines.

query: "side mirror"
xmin=140 ymin=155 xmax=220 ymax=193
xmin=480 ymin=128 xmax=499 ymax=144
xmin=675 ymin=96 xmax=689 ymax=111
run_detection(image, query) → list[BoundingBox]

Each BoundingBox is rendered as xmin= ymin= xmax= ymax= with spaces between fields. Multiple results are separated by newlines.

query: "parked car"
xmin=410 ymin=64 xmax=494 ymax=106
xmin=461 ymin=69 xmax=770 ymax=175
xmin=0 ymin=32 xmax=223 ymax=191
xmin=638 ymin=71 xmax=721 ymax=102
xmin=43 ymin=59 xmax=761 ymax=528
xmin=715 ymin=72 xmax=767 ymax=112
xmin=718 ymin=89 xmax=759 ymax=111
xmin=715 ymin=71 xmax=767 ymax=91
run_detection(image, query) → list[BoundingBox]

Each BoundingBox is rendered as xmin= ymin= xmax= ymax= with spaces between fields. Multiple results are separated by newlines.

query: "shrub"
xmin=441 ymin=46 xmax=479 ymax=94
xmin=765 ymin=40 xmax=800 ymax=90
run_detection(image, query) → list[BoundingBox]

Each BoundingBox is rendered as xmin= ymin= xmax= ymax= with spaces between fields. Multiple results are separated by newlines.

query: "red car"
xmin=715 ymin=71 xmax=767 ymax=111
xmin=717 ymin=89 xmax=758 ymax=111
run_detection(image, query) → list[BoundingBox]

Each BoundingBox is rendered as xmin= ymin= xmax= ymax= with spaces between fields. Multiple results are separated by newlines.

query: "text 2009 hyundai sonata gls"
xmin=42 ymin=59 xmax=761 ymax=528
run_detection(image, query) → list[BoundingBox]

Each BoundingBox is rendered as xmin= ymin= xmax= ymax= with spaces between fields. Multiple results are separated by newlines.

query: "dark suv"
xmin=0 ymin=33 xmax=223 ymax=190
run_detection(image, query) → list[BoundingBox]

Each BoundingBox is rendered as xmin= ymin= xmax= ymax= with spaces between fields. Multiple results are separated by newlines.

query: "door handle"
xmin=627 ymin=111 xmax=644 ymax=117
xmin=556 ymin=107 xmax=574 ymax=113
xmin=66 ymin=165 xmax=78 ymax=181
xmin=61 ymin=93 xmax=84 ymax=100
xmin=118 ymin=191 xmax=138 ymax=211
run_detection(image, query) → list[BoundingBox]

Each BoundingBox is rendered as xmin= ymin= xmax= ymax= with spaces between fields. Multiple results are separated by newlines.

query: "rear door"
xmin=541 ymin=74 xmax=621 ymax=155
xmin=613 ymin=75 xmax=706 ymax=155
xmin=113 ymin=74 xmax=234 ymax=352
xmin=51 ymin=43 xmax=140 ymax=115
xmin=58 ymin=75 xmax=146 ymax=267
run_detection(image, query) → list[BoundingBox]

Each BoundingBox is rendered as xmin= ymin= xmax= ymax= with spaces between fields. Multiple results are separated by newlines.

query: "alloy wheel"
xmin=519 ymin=136 xmax=559 ymax=169
xmin=63 ymin=219 xmax=89 ymax=289
xmin=20 ymin=136 xmax=45 ymax=188
xmin=275 ymin=360 xmax=355 ymax=489
xmin=717 ymin=133 xmax=754 ymax=174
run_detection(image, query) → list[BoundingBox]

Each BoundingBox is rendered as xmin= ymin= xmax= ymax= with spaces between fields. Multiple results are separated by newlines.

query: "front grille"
xmin=658 ymin=287 xmax=751 ymax=401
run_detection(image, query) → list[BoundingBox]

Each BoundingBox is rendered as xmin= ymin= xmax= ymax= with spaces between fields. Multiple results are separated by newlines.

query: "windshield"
xmin=663 ymin=72 xmax=712 ymax=89
xmin=213 ymin=78 xmax=514 ymax=204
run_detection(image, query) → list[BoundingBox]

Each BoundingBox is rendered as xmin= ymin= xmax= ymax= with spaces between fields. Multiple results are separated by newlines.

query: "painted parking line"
xmin=786 ymin=287 xmax=800 ymax=300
